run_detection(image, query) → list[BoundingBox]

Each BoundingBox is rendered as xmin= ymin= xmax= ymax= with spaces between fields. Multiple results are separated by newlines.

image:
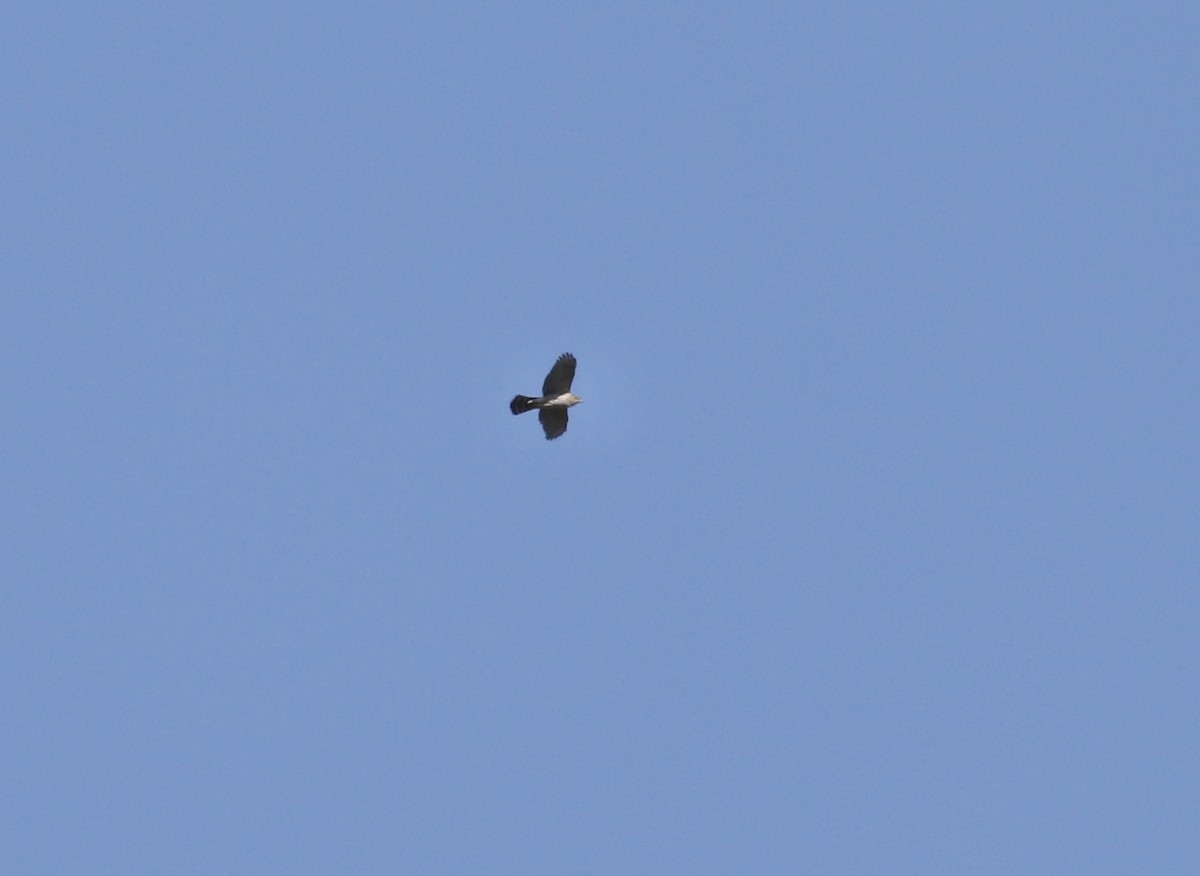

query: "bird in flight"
xmin=510 ymin=353 xmax=582 ymax=440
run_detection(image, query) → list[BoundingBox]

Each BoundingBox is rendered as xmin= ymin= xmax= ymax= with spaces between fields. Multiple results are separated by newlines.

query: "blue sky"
xmin=3 ymin=2 xmax=1198 ymax=873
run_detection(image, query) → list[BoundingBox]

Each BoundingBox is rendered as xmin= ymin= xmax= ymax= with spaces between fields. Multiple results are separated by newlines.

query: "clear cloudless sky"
xmin=3 ymin=2 xmax=1198 ymax=873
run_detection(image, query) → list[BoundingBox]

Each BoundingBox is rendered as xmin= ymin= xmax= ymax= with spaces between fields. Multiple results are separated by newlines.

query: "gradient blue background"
xmin=3 ymin=3 xmax=1197 ymax=873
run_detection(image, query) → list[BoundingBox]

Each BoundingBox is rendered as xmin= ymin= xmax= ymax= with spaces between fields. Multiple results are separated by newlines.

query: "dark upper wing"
xmin=542 ymin=353 xmax=577 ymax=396
xmin=538 ymin=408 xmax=568 ymax=440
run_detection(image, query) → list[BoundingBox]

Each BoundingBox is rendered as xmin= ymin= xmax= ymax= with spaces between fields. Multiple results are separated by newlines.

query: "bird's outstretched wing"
xmin=542 ymin=353 xmax=577 ymax=396
xmin=539 ymin=408 xmax=569 ymax=440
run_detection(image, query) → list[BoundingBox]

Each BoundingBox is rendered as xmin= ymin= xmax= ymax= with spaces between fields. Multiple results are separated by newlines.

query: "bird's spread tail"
xmin=510 ymin=395 xmax=538 ymax=415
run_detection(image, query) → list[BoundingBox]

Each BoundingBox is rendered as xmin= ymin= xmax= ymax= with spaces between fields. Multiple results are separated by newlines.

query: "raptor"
xmin=510 ymin=353 xmax=582 ymax=440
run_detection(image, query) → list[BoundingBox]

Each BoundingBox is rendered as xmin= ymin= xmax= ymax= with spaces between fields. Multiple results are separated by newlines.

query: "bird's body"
xmin=510 ymin=353 xmax=581 ymax=440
